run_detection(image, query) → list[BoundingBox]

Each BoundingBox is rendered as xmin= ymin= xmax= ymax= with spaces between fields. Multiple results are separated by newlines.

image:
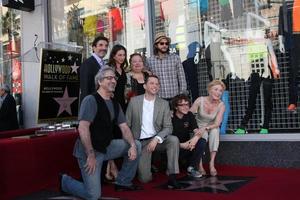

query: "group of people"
xmin=60 ymin=33 xmax=226 ymax=200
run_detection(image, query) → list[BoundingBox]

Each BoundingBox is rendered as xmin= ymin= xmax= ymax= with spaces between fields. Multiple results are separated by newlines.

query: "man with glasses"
xmin=146 ymin=33 xmax=187 ymax=101
xmin=61 ymin=67 xmax=142 ymax=200
xmin=80 ymin=35 xmax=109 ymax=103
xmin=171 ymin=94 xmax=206 ymax=178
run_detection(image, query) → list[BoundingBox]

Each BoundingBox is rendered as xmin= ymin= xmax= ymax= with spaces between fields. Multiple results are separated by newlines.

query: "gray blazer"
xmin=126 ymin=94 xmax=172 ymax=141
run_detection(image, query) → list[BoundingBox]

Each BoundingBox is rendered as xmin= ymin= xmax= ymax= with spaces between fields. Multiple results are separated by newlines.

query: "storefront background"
xmin=0 ymin=0 xmax=299 ymax=132
xmin=0 ymin=6 xmax=22 ymax=94
xmin=50 ymin=0 xmax=146 ymax=59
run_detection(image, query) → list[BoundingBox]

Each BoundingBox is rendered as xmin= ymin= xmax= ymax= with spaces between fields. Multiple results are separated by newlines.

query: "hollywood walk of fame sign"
xmin=37 ymin=49 xmax=82 ymax=123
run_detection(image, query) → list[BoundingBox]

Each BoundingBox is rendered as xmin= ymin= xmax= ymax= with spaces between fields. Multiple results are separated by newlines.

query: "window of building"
xmin=0 ymin=6 xmax=22 ymax=94
xmin=50 ymin=0 xmax=146 ymax=59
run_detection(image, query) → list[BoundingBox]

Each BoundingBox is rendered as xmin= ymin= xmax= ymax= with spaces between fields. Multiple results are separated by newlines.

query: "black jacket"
xmin=0 ymin=94 xmax=19 ymax=131
xmin=80 ymin=56 xmax=102 ymax=103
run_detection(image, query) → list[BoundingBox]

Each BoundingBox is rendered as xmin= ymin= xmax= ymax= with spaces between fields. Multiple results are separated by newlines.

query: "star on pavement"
xmin=53 ymin=86 xmax=77 ymax=116
xmin=71 ymin=62 xmax=80 ymax=74
xmin=179 ymin=176 xmax=247 ymax=192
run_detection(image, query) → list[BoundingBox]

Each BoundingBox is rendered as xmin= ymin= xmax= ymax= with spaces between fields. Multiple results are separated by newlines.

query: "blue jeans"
xmin=62 ymin=139 xmax=141 ymax=200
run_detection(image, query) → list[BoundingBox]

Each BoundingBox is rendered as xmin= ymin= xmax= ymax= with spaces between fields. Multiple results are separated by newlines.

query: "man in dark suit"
xmin=126 ymin=75 xmax=182 ymax=189
xmin=0 ymin=84 xmax=19 ymax=131
xmin=80 ymin=35 xmax=109 ymax=103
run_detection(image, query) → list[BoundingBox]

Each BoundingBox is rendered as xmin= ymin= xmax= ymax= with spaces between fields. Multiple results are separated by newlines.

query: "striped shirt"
xmin=147 ymin=54 xmax=187 ymax=99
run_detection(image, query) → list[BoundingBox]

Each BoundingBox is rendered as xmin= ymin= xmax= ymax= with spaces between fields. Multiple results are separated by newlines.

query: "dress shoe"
xmin=151 ymin=164 xmax=159 ymax=173
xmin=167 ymin=179 xmax=183 ymax=189
xmin=115 ymin=184 xmax=143 ymax=191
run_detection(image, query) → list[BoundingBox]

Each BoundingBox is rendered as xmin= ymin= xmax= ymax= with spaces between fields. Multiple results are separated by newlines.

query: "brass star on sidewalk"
xmin=179 ymin=176 xmax=247 ymax=192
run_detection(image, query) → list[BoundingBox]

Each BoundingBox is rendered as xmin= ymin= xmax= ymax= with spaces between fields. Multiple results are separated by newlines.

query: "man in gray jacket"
xmin=126 ymin=74 xmax=181 ymax=189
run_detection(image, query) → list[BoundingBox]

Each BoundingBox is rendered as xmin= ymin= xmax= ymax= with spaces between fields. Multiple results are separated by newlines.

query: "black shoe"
xmin=167 ymin=180 xmax=183 ymax=189
xmin=151 ymin=164 xmax=159 ymax=173
xmin=115 ymin=184 xmax=143 ymax=191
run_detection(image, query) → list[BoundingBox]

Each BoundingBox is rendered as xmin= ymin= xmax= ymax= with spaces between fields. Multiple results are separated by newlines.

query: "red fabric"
xmin=293 ymin=0 xmax=300 ymax=33
xmin=0 ymin=127 xmax=39 ymax=139
xmin=108 ymin=7 xmax=124 ymax=33
xmin=159 ymin=2 xmax=165 ymax=21
xmin=0 ymin=130 xmax=80 ymax=200
xmin=97 ymin=19 xmax=105 ymax=33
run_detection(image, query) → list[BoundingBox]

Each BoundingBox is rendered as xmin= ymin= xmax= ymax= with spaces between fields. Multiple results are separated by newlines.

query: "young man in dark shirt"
xmin=171 ymin=94 xmax=207 ymax=178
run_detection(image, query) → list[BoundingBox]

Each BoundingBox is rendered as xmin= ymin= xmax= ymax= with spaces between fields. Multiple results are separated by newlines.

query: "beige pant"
xmin=201 ymin=128 xmax=219 ymax=152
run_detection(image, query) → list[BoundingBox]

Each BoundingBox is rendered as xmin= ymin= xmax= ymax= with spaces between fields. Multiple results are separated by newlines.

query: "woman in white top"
xmin=190 ymin=80 xmax=225 ymax=176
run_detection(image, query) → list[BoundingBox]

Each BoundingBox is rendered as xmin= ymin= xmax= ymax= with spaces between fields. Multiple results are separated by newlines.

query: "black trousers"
xmin=288 ymin=34 xmax=300 ymax=105
xmin=179 ymin=138 xmax=206 ymax=169
xmin=241 ymin=73 xmax=273 ymax=129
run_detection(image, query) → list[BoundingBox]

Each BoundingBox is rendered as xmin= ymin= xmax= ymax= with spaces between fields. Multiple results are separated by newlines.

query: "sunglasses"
xmin=159 ymin=42 xmax=169 ymax=46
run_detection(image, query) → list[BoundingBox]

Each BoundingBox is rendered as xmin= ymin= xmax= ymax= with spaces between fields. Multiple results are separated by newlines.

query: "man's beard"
xmin=158 ymin=48 xmax=168 ymax=54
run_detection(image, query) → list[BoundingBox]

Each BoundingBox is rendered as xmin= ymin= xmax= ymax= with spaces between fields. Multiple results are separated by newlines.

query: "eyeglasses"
xmin=177 ymin=103 xmax=190 ymax=107
xmin=159 ymin=42 xmax=169 ymax=46
xmin=103 ymin=76 xmax=117 ymax=81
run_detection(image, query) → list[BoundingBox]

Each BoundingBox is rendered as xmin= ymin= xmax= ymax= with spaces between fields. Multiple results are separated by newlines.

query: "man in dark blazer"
xmin=80 ymin=35 xmax=109 ymax=103
xmin=0 ymin=84 xmax=19 ymax=131
xmin=126 ymin=75 xmax=182 ymax=189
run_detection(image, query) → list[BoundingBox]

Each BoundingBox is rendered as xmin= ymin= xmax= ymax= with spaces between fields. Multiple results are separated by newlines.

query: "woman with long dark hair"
xmin=107 ymin=44 xmax=128 ymax=111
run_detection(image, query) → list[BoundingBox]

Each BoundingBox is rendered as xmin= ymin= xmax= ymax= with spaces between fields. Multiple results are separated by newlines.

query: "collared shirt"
xmin=140 ymin=98 xmax=156 ymax=139
xmin=92 ymin=53 xmax=105 ymax=68
xmin=147 ymin=53 xmax=187 ymax=99
xmin=140 ymin=97 xmax=163 ymax=143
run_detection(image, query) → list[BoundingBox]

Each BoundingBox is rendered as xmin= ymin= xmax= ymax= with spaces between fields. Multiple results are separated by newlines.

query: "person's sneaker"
xmin=259 ymin=128 xmax=269 ymax=134
xmin=235 ymin=128 xmax=247 ymax=134
xmin=187 ymin=166 xmax=202 ymax=178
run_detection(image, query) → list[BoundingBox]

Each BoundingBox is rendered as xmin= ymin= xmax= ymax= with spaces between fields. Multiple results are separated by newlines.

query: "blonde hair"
xmin=207 ymin=80 xmax=226 ymax=92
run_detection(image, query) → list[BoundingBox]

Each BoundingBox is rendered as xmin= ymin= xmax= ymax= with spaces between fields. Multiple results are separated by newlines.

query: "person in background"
xmin=190 ymin=80 xmax=225 ymax=176
xmin=146 ymin=32 xmax=187 ymax=101
xmin=60 ymin=67 xmax=142 ymax=200
xmin=126 ymin=75 xmax=182 ymax=189
xmin=0 ymin=83 xmax=19 ymax=131
xmin=107 ymin=44 xmax=128 ymax=112
xmin=80 ymin=35 xmax=109 ymax=103
xmin=125 ymin=53 xmax=150 ymax=102
xmin=171 ymin=94 xmax=206 ymax=178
